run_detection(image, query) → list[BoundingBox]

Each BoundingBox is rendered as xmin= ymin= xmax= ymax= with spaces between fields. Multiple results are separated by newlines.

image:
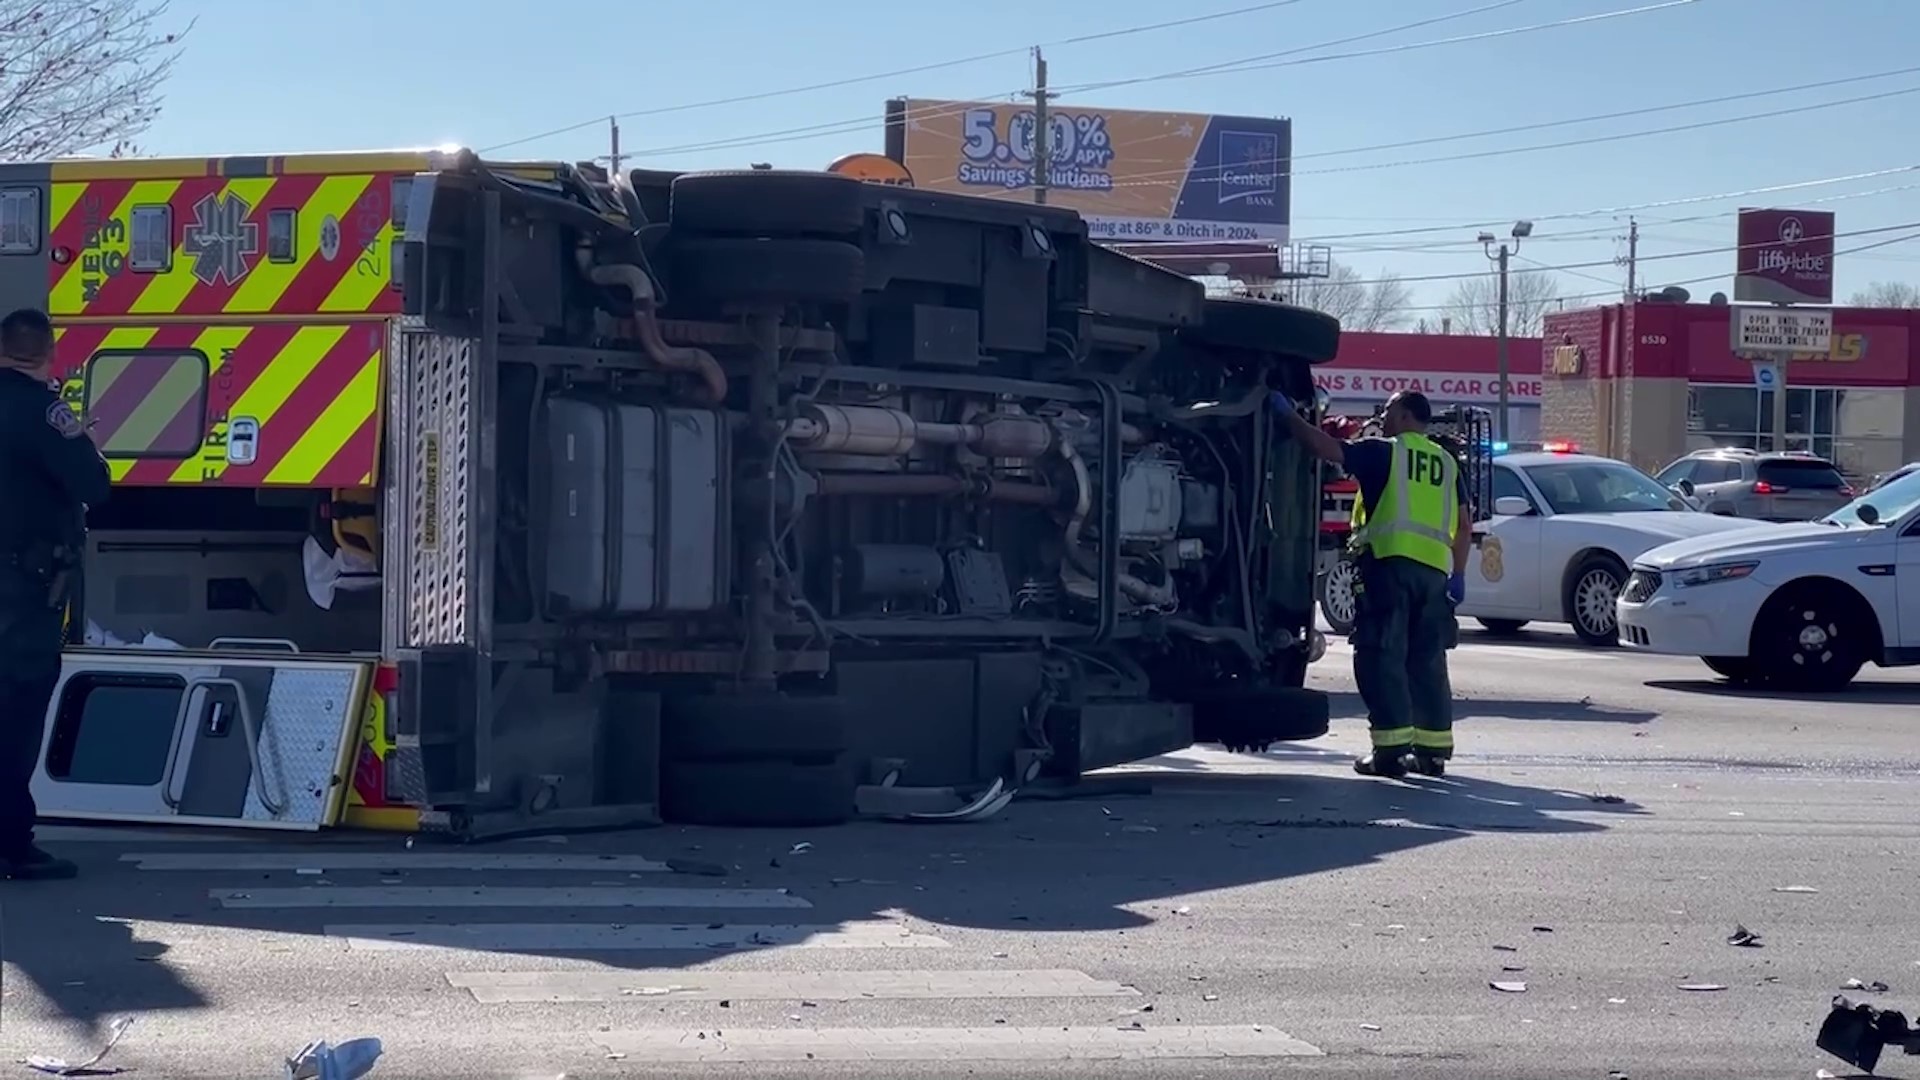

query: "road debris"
xmin=1502 ymin=965 xmax=1526 ymax=973
xmin=1679 ymin=983 xmax=1727 ymax=992
xmin=1493 ymin=944 xmax=1519 ymax=952
xmin=25 ymin=1016 xmax=135 ymax=1076
xmin=284 ymin=1037 xmax=382 ymax=1080
xmin=1587 ymin=793 xmax=1626 ymax=804
xmin=1359 ymin=1023 xmax=1382 ymax=1032
xmin=1203 ymin=993 xmax=1219 ymax=1002
xmin=1727 ymin=924 xmax=1763 ymax=948
xmin=1772 ymin=885 xmax=1819 ymax=894
xmin=1490 ymin=981 xmax=1528 ymax=993
xmin=1532 ymin=925 xmax=1554 ymax=934
xmin=1842 ymin=978 xmax=1890 ymax=993
xmin=789 ymin=842 xmax=813 ymax=855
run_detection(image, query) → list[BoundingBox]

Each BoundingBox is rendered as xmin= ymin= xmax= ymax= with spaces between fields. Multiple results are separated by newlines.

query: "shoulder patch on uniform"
xmin=46 ymin=400 xmax=84 ymax=439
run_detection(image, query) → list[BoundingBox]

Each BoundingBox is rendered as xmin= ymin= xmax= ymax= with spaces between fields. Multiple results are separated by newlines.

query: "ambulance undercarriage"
xmin=37 ymin=155 xmax=1338 ymax=836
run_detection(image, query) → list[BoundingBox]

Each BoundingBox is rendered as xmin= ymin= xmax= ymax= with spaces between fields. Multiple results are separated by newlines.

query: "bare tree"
xmin=0 ymin=0 xmax=189 ymax=161
xmin=1442 ymin=270 xmax=1563 ymax=337
xmin=1849 ymin=281 xmax=1920 ymax=308
xmin=1284 ymin=261 xmax=1413 ymax=332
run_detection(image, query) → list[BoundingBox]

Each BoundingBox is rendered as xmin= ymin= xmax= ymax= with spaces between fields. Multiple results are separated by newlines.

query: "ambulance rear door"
xmin=31 ymin=648 xmax=372 ymax=830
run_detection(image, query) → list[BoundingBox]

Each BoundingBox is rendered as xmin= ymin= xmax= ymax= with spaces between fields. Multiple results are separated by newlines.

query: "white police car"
xmin=1617 ymin=465 xmax=1920 ymax=690
xmin=1462 ymin=444 xmax=1766 ymax=645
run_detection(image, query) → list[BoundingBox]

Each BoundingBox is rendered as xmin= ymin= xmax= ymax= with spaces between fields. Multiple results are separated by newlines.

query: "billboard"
xmin=1734 ymin=208 xmax=1835 ymax=305
xmin=886 ymin=98 xmax=1291 ymax=243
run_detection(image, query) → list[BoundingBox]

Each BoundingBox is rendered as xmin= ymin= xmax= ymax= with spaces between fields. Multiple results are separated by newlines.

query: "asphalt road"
xmin=3 ymin=625 xmax=1918 ymax=1080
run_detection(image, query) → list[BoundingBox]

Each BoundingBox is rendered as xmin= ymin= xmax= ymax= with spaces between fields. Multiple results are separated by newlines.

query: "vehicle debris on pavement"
xmin=284 ymin=1038 xmax=382 ymax=1080
xmin=1843 ymin=978 xmax=1891 ymax=993
xmin=1726 ymin=924 xmax=1763 ymax=947
xmin=25 ymin=1016 xmax=133 ymax=1076
xmin=1818 ymin=994 xmax=1920 ymax=1073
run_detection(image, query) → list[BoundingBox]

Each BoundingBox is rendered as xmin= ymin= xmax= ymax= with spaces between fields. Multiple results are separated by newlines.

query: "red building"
xmin=1540 ymin=302 xmax=1919 ymax=478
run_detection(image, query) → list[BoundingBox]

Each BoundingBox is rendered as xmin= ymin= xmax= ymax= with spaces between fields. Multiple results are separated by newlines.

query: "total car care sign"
xmin=1315 ymin=369 xmax=1544 ymax=405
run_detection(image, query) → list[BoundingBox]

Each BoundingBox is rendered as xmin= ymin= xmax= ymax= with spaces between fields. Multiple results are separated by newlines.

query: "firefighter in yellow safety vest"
xmin=1274 ymin=389 xmax=1472 ymax=778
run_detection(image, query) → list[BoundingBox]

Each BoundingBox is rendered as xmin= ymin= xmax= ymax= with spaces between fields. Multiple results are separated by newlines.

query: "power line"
xmin=1378 ymin=229 xmax=1920 ymax=314
xmin=1057 ymin=0 xmax=1697 ymax=95
xmin=480 ymin=0 xmax=1321 ymax=154
xmin=612 ymin=0 xmax=1627 ymax=160
xmin=922 ymin=77 xmax=1920 ymax=196
xmin=1293 ymin=164 xmax=1920 ymax=244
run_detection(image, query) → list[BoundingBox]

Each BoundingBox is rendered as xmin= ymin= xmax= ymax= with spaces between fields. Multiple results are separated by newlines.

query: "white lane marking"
xmin=330 ymin=920 xmax=948 ymax=952
xmin=597 ymin=1025 xmax=1324 ymax=1061
xmin=214 ymin=886 xmax=808 ymax=909
xmin=127 ymin=852 xmax=669 ymax=872
xmin=446 ymin=968 xmax=1138 ymax=1004
xmin=39 ymin=826 xmax=249 ymax=844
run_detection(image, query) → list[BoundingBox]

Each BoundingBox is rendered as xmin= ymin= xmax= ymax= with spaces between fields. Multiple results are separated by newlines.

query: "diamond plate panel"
xmin=388 ymin=329 xmax=476 ymax=647
xmin=385 ymin=742 xmax=429 ymax=805
xmin=241 ymin=666 xmax=361 ymax=825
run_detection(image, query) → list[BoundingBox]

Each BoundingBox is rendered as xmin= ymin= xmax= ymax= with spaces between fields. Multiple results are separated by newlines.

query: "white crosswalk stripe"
xmin=107 ymin=841 xmax=1324 ymax=1063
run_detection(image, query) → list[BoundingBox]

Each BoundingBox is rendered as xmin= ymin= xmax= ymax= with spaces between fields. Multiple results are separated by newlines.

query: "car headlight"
xmin=1671 ymin=561 xmax=1758 ymax=588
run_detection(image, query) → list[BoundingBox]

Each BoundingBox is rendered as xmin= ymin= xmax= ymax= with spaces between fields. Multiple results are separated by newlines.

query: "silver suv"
xmin=1653 ymin=448 xmax=1855 ymax=521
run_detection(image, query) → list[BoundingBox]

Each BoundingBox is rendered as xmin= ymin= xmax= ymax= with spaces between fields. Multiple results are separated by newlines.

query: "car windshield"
xmin=1827 ymin=467 xmax=1920 ymax=527
xmin=1523 ymin=460 xmax=1688 ymax=514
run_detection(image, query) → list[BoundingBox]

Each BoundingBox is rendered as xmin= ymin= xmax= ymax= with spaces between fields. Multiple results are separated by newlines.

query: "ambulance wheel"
xmin=1191 ymin=685 xmax=1330 ymax=752
xmin=670 ymin=170 xmax=866 ymax=237
xmin=1477 ymin=618 xmax=1528 ymax=636
xmin=673 ymin=237 xmax=866 ymax=305
xmin=661 ymin=756 xmax=859 ymax=828
xmin=663 ymin=692 xmax=849 ymax=764
xmin=1183 ymin=298 xmax=1341 ymax=364
xmin=1318 ymin=557 xmax=1359 ymax=636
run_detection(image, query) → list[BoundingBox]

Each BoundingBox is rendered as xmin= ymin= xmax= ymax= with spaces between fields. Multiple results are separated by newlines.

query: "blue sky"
xmin=138 ymin=0 xmax=1918 ymax=314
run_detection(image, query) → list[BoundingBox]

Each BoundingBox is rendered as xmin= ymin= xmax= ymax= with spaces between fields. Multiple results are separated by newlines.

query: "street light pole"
xmin=1480 ymin=220 xmax=1533 ymax=444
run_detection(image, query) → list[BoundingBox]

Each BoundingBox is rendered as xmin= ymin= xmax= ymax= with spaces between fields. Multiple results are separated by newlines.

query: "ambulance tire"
xmin=1191 ymin=685 xmax=1330 ymax=753
xmin=673 ymin=238 xmax=867 ymax=305
xmin=1184 ymin=298 xmax=1341 ymax=364
xmin=662 ymin=693 xmax=850 ymax=765
xmin=661 ymin=756 xmax=859 ymax=828
xmin=670 ymin=170 xmax=866 ymax=237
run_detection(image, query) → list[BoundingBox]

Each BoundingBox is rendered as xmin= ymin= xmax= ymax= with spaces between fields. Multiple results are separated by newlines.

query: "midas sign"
xmin=1791 ymin=333 xmax=1867 ymax=363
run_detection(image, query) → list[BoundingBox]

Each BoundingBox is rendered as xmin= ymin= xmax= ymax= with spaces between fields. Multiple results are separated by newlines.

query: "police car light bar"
xmin=1541 ymin=441 xmax=1579 ymax=453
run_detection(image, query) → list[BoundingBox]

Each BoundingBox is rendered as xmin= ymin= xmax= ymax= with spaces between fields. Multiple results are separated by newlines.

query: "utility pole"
xmin=1030 ymin=47 xmax=1050 ymax=205
xmin=607 ymin=116 xmax=623 ymax=175
xmin=1480 ymin=221 xmax=1534 ymax=444
xmin=1626 ymin=218 xmax=1639 ymax=298
xmin=1495 ymin=244 xmax=1510 ymax=441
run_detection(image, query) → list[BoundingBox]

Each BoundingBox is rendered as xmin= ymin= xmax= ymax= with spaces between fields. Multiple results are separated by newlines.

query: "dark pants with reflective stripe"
xmin=1351 ymin=554 xmax=1456 ymax=759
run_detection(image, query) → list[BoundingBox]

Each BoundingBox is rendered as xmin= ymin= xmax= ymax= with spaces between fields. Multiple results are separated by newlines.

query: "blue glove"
xmin=1447 ymin=572 xmax=1465 ymax=605
xmin=1269 ymin=389 xmax=1297 ymax=415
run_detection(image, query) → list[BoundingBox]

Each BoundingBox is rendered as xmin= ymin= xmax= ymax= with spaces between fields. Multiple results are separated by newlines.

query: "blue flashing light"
xmin=1491 ymin=441 xmax=1511 ymax=453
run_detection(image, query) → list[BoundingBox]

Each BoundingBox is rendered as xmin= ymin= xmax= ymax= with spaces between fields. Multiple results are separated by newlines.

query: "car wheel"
xmin=1183 ymin=298 xmax=1341 ymax=363
xmin=1317 ymin=557 xmax=1359 ymax=636
xmin=1753 ymin=589 xmax=1867 ymax=692
xmin=1702 ymin=656 xmax=1767 ymax=684
xmin=1477 ymin=618 xmax=1529 ymax=635
xmin=669 ymin=169 xmax=866 ymax=237
xmin=1564 ymin=553 xmax=1626 ymax=646
xmin=672 ymin=237 xmax=866 ymax=305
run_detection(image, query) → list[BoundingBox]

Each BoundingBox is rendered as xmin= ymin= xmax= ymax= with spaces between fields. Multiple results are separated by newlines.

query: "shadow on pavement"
xmin=1323 ymin=690 xmax=1657 ymax=725
xmin=4 ymin=765 xmax=1645 ymax=1035
xmin=1645 ymin=678 xmax=1920 ymax=706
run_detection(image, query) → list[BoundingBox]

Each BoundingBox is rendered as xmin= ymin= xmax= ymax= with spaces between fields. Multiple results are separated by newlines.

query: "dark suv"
xmin=1654 ymin=449 xmax=1855 ymax=521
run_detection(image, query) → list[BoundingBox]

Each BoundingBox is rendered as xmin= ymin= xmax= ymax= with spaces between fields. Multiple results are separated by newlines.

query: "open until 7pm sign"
xmin=1732 ymin=306 xmax=1832 ymax=355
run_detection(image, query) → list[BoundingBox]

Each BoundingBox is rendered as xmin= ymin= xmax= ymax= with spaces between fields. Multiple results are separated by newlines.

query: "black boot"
xmin=2 ymin=846 xmax=78 ymax=881
xmin=1354 ymin=752 xmax=1410 ymax=779
xmin=1409 ymin=753 xmax=1447 ymax=778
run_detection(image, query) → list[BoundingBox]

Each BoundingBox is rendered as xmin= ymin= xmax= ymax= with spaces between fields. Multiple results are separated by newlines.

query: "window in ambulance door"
xmin=82 ymin=349 xmax=211 ymax=459
xmin=44 ymin=673 xmax=188 ymax=786
xmin=0 ymin=187 xmax=42 ymax=254
xmin=129 ymin=205 xmax=173 ymax=272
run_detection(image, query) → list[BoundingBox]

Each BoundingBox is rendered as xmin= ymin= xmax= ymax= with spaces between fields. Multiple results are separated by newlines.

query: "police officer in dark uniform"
xmin=1273 ymin=389 xmax=1472 ymax=779
xmin=0 ymin=308 xmax=107 ymax=881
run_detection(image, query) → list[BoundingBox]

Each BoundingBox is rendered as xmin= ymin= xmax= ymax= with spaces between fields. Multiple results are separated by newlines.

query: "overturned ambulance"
xmin=16 ymin=148 xmax=1339 ymax=836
